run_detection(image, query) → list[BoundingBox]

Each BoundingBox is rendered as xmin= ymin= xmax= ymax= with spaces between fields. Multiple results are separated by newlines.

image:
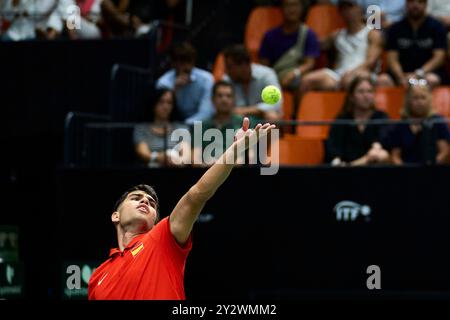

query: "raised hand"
xmin=233 ymin=117 xmax=276 ymax=151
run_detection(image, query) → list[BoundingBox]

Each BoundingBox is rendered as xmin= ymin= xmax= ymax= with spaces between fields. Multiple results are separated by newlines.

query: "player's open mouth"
xmin=137 ymin=205 xmax=149 ymax=214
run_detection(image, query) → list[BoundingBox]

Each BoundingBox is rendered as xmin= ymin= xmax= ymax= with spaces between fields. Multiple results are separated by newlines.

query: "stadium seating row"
xmin=275 ymin=86 xmax=450 ymax=165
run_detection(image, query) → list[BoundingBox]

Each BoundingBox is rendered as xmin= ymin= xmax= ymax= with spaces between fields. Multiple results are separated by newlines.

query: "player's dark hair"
xmin=114 ymin=184 xmax=160 ymax=222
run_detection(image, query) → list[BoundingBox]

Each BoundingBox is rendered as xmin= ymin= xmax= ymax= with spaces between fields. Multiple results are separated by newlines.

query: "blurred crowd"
xmin=3 ymin=0 xmax=449 ymax=168
xmin=132 ymin=0 xmax=450 ymax=168
xmin=0 ymin=0 xmax=186 ymax=40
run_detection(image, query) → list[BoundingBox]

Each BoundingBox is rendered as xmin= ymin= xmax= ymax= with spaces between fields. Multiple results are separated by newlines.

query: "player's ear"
xmin=111 ymin=211 xmax=120 ymax=223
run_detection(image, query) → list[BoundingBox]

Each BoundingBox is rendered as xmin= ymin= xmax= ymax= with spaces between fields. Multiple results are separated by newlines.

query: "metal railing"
xmin=63 ymin=116 xmax=450 ymax=168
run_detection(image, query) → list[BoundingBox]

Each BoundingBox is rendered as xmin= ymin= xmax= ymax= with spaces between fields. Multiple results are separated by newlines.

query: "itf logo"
xmin=334 ymin=201 xmax=371 ymax=222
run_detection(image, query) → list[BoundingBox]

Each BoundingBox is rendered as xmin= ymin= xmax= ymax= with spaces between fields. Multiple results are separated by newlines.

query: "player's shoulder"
xmin=147 ymin=216 xmax=170 ymax=239
xmin=89 ymin=258 xmax=111 ymax=283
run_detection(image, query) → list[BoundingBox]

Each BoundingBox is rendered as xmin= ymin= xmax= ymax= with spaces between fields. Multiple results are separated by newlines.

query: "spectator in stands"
xmin=427 ymin=0 xmax=450 ymax=29
xmin=259 ymin=0 xmax=320 ymax=90
xmin=380 ymin=0 xmax=448 ymax=88
xmin=326 ymin=76 xmax=391 ymax=166
xmin=1 ymin=0 xmax=73 ymax=41
xmin=100 ymin=0 xmax=139 ymax=37
xmin=66 ymin=0 xmax=103 ymax=39
xmin=300 ymin=0 xmax=385 ymax=92
xmin=129 ymin=0 xmax=186 ymax=38
xmin=134 ymin=89 xmax=191 ymax=167
xmin=194 ymin=81 xmax=257 ymax=165
xmin=389 ymin=79 xmax=450 ymax=165
xmin=156 ymin=42 xmax=215 ymax=124
xmin=311 ymin=0 xmax=406 ymax=27
xmin=223 ymin=44 xmax=282 ymax=122
xmin=357 ymin=0 xmax=406 ymax=29
xmin=427 ymin=0 xmax=450 ymax=54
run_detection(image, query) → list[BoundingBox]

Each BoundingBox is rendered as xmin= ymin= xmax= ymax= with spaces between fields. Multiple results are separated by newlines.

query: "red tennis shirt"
xmin=88 ymin=216 xmax=192 ymax=300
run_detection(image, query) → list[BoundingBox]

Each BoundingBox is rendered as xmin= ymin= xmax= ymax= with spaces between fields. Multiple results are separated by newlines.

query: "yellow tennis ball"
xmin=261 ymin=85 xmax=281 ymax=105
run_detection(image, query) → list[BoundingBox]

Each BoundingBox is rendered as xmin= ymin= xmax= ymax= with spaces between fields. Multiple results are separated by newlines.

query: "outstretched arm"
xmin=169 ymin=118 xmax=275 ymax=244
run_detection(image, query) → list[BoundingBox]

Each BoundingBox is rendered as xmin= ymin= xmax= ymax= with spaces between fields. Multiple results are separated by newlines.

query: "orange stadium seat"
xmin=375 ymin=86 xmax=405 ymax=120
xmin=305 ymin=4 xmax=345 ymax=38
xmin=380 ymin=50 xmax=389 ymax=73
xmin=273 ymin=134 xmax=324 ymax=165
xmin=296 ymin=91 xmax=346 ymax=139
xmin=282 ymin=90 xmax=295 ymax=120
xmin=305 ymin=4 xmax=345 ymax=69
xmin=432 ymin=86 xmax=450 ymax=118
xmin=213 ymin=52 xmax=225 ymax=81
xmin=245 ymin=6 xmax=283 ymax=62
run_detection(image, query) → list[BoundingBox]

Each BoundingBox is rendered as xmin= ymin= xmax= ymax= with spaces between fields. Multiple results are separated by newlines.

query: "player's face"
xmin=213 ymin=85 xmax=235 ymax=113
xmin=113 ymin=191 xmax=158 ymax=232
xmin=351 ymin=80 xmax=375 ymax=111
xmin=409 ymin=85 xmax=431 ymax=118
xmin=406 ymin=0 xmax=427 ymax=20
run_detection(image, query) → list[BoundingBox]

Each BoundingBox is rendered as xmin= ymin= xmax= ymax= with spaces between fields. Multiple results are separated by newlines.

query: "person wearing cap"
xmin=300 ymin=0 xmax=385 ymax=92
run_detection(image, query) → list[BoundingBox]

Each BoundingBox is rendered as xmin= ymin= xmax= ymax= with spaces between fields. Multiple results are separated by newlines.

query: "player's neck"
xmin=117 ymin=229 xmax=145 ymax=251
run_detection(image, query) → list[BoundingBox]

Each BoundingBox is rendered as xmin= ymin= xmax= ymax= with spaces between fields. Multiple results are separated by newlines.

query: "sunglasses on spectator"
xmin=408 ymin=78 xmax=428 ymax=86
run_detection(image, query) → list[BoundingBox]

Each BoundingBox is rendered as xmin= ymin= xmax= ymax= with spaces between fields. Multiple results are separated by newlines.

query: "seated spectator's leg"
xmin=340 ymin=72 xmax=354 ymax=90
xmin=101 ymin=0 xmax=130 ymax=36
xmin=425 ymin=72 xmax=441 ymax=88
xmin=264 ymin=110 xmax=281 ymax=122
xmin=77 ymin=18 xmax=102 ymax=39
xmin=376 ymin=73 xmax=395 ymax=87
xmin=340 ymin=69 xmax=373 ymax=89
xmin=300 ymin=69 xmax=339 ymax=93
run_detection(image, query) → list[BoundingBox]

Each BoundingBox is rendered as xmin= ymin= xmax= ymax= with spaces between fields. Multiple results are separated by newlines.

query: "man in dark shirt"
xmin=382 ymin=0 xmax=447 ymax=87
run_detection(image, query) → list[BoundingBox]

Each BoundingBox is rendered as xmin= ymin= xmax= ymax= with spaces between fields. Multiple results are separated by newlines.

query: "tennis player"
xmin=88 ymin=118 xmax=275 ymax=299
